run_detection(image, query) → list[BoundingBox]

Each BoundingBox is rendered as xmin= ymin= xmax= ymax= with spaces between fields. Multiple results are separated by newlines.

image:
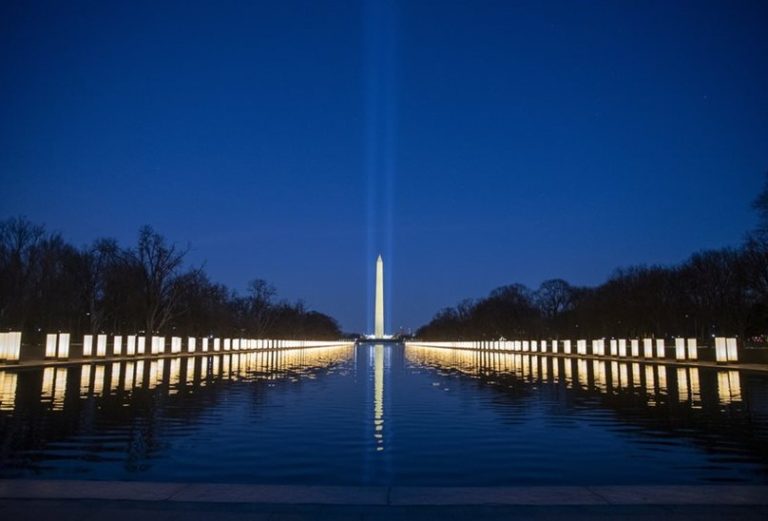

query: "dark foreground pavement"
xmin=2 ymin=498 xmax=768 ymax=520
xmin=2 ymin=482 xmax=768 ymax=520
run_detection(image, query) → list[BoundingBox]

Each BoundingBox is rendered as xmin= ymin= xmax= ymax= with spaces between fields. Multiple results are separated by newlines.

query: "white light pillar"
xmin=686 ymin=338 xmax=697 ymax=360
xmin=375 ymin=254 xmax=384 ymax=338
xmin=57 ymin=333 xmax=70 ymax=359
xmin=675 ymin=338 xmax=686 ymax=360
xmin=45 ymin=334 xmax=57 ymax=359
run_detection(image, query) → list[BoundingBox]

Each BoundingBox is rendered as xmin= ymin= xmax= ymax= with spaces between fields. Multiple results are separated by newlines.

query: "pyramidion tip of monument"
xmin=377 ymin=254 xmax=383 ymax=262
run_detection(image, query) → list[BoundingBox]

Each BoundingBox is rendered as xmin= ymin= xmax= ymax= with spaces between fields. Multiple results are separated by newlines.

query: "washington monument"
xmin=375 ymin=254 xmax=384 ymax=338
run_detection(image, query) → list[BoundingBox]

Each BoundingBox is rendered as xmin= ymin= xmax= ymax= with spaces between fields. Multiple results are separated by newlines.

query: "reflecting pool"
xmin=1 ymin=343 xmax=767 ymax=485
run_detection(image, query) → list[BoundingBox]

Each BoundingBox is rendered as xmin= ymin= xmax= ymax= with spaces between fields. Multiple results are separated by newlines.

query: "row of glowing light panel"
xmin=0 ymin=349 xmax=743 ymax=413
xmin=0 ymin=331 xmax=351 ymax=362
xmin=0 ymin=345 xmax=356 ymax=411
xmin=406 ymin=337 xmax=740 ymax=363
xmin=404 ymin=346 xmax=743 ymax=405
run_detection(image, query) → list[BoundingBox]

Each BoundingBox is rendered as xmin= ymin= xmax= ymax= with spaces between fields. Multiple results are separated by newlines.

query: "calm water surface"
xmin=1 ymin=343 xmax=767 ymax=485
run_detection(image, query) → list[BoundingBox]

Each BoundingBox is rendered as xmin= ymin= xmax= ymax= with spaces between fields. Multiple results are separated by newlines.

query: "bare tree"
xmin=130 ymin=225 xmax=189 ymax=333
xmin=247 ymin=278 xmax=276 ymax=336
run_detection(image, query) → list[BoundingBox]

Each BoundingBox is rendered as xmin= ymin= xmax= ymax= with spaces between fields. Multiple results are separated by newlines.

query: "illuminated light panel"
xmin=618 ymin=339 xmax=627 ymax=357
xmin=96 ymin=334 xmax=107 ymax=357
xmin=726 ymin=338 xmax=738 ymax=362
xmin=45 ymin=334 xmax=57 ymax=358
xmin=675 ymin=338 xmax=686 ymax=360
xmin=57 ymin=333 xmax=70 ymax=359
xmin=126 ymin=335 xmax=136 ymax=356
xmin=715 ymin=337 xmax=727 ymax=363
xmin=643 ymin=338 xmax=653 ymax=358
xmin=631 ymin=339 xmax=640 ymax=358
xmin=137 ymin=336 xmax=146 ymax=355
xmin=7 ymin=332 xmax=21 ymax=362
xmin=686 ymin=338 xmax=698 ymax=360
xmin=113 ymin=335 xmax=122 ymax=356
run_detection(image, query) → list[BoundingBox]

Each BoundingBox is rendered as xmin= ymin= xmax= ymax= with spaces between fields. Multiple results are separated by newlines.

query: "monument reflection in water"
xmin=0 ymin=343 xmax=767 ymax=485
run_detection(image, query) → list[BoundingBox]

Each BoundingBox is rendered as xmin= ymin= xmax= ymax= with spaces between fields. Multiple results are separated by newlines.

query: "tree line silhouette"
xmin=417 ymin=176 xmax=768 ymax=343
xmin=0 ymin=223 xmax=342 ymax=343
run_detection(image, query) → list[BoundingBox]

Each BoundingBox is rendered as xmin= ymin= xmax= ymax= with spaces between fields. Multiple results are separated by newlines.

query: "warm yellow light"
xmin=686 ymin=338 xmax=698 ymax=360
xmin=643 ymin=338 xmax=653 ymax=358
xmin=0 ymin=371 xmax=18 ymax=410
xmin=715 ymin=337 xmax=727 ymax=362
xmin=57 ymin=333 xmax=70 ymax=359
xmin=45 ymin=334 xmax=57 ymax=358
xmin=675 ymin=338 xmax=686 ymax=360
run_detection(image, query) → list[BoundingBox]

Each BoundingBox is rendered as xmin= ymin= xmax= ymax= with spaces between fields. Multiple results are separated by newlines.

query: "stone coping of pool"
xmin=1 ymin=481 xmax=767 ymax=506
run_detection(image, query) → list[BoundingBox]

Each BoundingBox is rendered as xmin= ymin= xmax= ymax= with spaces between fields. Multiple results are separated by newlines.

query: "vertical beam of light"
xmin=364 ymin=0 xmax=398 ymax=334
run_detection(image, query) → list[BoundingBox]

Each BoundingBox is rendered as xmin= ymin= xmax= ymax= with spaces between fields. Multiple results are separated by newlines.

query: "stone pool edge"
xmin=1 ymin=480 xmax=767 ymax=506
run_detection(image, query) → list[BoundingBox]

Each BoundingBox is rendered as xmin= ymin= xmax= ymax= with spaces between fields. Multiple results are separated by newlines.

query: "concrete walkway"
xmin=1 ymin=481 xmax=768 ymax=520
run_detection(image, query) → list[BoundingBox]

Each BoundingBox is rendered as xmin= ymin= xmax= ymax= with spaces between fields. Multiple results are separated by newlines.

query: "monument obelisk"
xmin=375 ymin=254 xmax=384 ymax=338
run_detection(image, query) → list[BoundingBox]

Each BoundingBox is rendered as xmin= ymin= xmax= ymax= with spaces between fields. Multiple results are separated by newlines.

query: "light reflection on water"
xmin=0 ymin=343 xmax=766 ymax=485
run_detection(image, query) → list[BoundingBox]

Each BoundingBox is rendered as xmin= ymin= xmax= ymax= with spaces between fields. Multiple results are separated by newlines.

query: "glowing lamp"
xmin=675 ymin=338 xmax=685 ymax=360
xmin=113 ymin=335 xmax=122 ymax=356
xmin=563 ymin=340 xmax=572 ymax=354
xmin=631 ymin=339 xmax=639 ymax=358
xmin=610 ymin=339 xmax=618 ymax=357
xmin=188 ymin=337 xmax=196 ymax=353
xmin=137 ymin=336 xmax=146 ymax=355
xmin=686 ymin=338 xmax=697 ymax=360
xmin=540 ymin=340 xmax=547 ymax=353
xmin=531 ymin=341 xmax=538 ymax=353
xmin=45 ymin=334 xmax=57 ymax=358
xmin=726 ymin=338 xmax=738 ymax=362
xmin=57 ymin=333 xmax=70 ymax=359
xmin=214 ymin=338 xmax=221 ymax=351
xmin=643 ymin=338 xmax=653 ymax=358
xmin=126 ymin=335 xmax=136 ymax=356
xmin=0 ymin=332 xmax=21 ymax=363
xmin=551 ymin=340 xmax=558 ymax=354
xmin=655 ymin=339 xmax=664 ymax=359
xmin=96 ymin=334 xmax=107 ymax=357
xmin=171 ymin=337 xmax=181 ymax=354
xmin=83 ymin=335 xmax=93 ymax=357
xmin=618 ymin=339 xmax=627 ymax=357
xmin=577 ymin=340 xmax=587 ymax=355
xmin=202 ymin=338 xmax=209 ymax=352
xmin=715 ymin=337 xmax=727 ymax=362
xmin=224 ymin=338 xmax=231 ymax=351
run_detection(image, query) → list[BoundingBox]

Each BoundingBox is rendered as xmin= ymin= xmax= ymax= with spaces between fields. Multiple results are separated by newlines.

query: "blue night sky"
xmin=1 ymin=1 xmax=767 ymax=333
